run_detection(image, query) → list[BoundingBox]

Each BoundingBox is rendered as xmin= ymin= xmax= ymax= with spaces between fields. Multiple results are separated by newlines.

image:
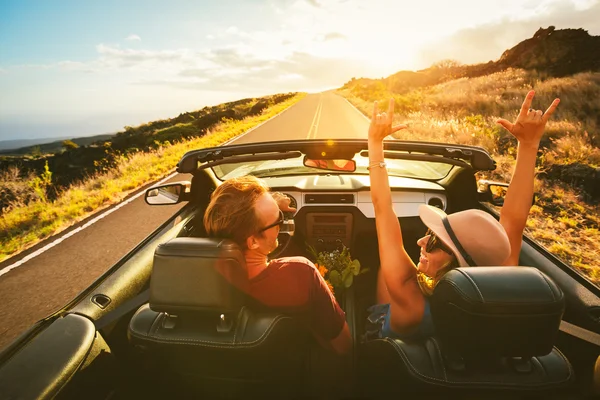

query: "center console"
xmin=306 ymin=212 xmax=353 ymax=251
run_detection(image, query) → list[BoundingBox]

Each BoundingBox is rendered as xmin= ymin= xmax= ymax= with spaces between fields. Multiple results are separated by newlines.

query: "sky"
xmin=0 ymin=0 xmax=599 ymax=142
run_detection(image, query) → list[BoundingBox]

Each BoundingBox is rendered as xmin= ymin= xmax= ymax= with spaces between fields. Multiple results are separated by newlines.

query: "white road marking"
xmin=0 ymin=172 xmax=178 ymax=278
xmin=342 ymin=95 xmax=395 ymax=140
xmin=0 ymin=97 xmax=302 ymax=278
xmin=342 ymin=97 xmax=370 ymax=122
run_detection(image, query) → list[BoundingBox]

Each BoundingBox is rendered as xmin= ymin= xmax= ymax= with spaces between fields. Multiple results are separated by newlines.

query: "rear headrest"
xmin=150 ymin=237 xmax=248 ymax=314
xmin=430 ymin=267 xmax=565 ymax=359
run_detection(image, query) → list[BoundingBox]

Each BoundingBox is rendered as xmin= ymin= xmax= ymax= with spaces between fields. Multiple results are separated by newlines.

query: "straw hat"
xmin=418 ymin=205 xmax=511 ymax=268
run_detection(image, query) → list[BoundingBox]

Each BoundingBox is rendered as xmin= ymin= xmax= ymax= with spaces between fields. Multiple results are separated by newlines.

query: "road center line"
xmin=306 ymin=96 xmax=323 ymax=139
xmin=311 ymin=101 xmax=323 ymax=139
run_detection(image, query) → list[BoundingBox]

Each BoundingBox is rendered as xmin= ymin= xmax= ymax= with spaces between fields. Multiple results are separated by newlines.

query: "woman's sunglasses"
xmin=258 ymin=209 xmax=285 ymax=233
xmin=425 ymin=229 xmax=453 ymax=255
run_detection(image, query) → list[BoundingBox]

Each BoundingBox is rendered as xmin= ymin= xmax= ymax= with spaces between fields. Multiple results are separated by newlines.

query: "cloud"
xmin=56 ymin=61 xmax=94 ymax=73
xmin=417 ymin=0 xmax=600 ymax=67
xmin=322 ymin=32 xmax=347 ymax=41
xmin=125 ymin=34 xmax=141 ymax=41
xmin=204 ymin=47 xmax=273 ymax=69
xmin=174 ymin=48 xmax=372 ymax=92
xmin=93 ymin=44 xmax=196 ymax=70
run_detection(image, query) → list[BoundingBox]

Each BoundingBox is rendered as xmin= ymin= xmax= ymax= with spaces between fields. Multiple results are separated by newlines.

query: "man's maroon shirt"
xmin=247 ymin=256 xmax=346 ymax=340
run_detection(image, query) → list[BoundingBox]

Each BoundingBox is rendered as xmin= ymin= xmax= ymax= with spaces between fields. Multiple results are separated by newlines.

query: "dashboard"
xmin=264 ymin=175 xmax=447 ymax=252
xmin=280 ymin=189 xmax=446 ymax=251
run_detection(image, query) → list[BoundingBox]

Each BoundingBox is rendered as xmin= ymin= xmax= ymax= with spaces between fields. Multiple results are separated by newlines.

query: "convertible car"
xmin=1 ymin=139 xmax=599 ymax=399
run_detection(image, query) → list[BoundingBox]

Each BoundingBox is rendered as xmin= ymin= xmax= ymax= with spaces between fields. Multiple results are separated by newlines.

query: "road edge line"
xmin=0 ymin=172 xmax=178 ymax=278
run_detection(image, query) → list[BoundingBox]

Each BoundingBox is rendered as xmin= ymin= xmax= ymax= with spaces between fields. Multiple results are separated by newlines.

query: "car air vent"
xmin=304 ymin=194 xmax=355 ymax=204
xmin=428 ymin=197 xmax=445 ymax=210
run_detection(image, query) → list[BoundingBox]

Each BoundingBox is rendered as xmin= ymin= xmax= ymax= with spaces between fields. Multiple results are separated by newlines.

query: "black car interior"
xmin=128 ymin=237 xmax=313 ymax=399
xmin=1 ymin=140 xmax=599 ymax=400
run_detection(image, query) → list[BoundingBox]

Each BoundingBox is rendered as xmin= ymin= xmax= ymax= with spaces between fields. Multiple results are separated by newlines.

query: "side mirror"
xmin=145 ymin=181 xmax=191 ymax=205
xmin=477 ymin=180 xmax=509 ymax=206
xmin=478 ymin=180 xmax=536 ymax=207
xmin=303 ymin=157 xmax=356 ymax=172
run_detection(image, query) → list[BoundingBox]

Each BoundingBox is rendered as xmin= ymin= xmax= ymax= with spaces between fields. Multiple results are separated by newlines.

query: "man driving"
xmin=203 ymin=175 xmax=352 ymax=355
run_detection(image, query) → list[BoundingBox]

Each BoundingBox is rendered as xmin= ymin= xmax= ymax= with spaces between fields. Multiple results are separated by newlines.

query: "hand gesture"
xmin=368 ymin=99 xmax=407 ymax=142
xmin=497 ymin=90 xmax=560 ymax=149
xmin=271 ymin=192 xmax=296 ymax=213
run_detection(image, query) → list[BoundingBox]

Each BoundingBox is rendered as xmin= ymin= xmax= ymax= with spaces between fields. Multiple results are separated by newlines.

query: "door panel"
xmin=520 ymin=239 xmax=600 ymax=333
xmin=0 ymin=314 xmax=115 ymax=399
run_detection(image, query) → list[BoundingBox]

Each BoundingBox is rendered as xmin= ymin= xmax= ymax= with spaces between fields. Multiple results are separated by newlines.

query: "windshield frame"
xmin=213 ymin=152 xmax=458 ymax=181
xmin=177 ymin=139 xmax=497 ymax=174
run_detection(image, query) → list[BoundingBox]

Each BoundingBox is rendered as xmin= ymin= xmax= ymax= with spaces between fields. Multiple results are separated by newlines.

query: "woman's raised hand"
xmin=271 ymin=191 xmax=296 ymax=213
xmin=368 ymin=99 xmax=407 ymax=142
xmin=497 ymin=90 xmax=560 ymax=150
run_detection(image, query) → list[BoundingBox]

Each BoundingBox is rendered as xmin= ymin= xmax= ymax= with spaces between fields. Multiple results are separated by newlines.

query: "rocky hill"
xmin=343 ymin=27 xmax=600 ymax=93
xmin=497 ymin=27 xmax=600 ymax=76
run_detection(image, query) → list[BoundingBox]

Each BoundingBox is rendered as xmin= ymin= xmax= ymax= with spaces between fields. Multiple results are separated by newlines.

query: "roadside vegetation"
xmin=338 ymin=68 xmax=600 ymax=285
xmin=0 ymin=93 xmax=306 ymax=262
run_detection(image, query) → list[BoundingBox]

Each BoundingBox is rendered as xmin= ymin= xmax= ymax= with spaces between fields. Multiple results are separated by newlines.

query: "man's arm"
xmin=328 ymin=322 xmax=352 ymax=355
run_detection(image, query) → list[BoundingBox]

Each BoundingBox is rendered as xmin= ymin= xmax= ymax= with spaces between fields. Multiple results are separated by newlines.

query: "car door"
xmin=0 ymin=204 xmax=196 ymax=399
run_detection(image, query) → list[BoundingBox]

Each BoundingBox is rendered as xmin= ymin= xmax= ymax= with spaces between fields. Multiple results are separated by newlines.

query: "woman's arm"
xmin=497 ymin=90 xmax=560 ymax=265
xmin=368 ymin=99 xmax=425 ymax=330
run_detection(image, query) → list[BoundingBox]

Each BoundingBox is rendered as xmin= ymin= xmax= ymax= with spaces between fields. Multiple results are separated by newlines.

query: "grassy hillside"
xmin=0 ymin=93 xmax=305 ymax=262
xmin=337 ymin=26 xmax=600 ymax=285
xmin=339 ymin=68 xmax=599 ymax=285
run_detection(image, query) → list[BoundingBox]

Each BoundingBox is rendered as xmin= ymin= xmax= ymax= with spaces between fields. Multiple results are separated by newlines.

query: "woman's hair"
xmin=417 ymin=250 xmax=460 ymax=296
xmin=441 ymin=257 xmax=459 ymax=275
xmin=203 ymin=176 xmax=270 ymax=248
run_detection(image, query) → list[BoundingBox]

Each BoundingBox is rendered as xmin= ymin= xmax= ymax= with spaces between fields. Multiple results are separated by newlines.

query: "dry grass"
xmin=339 ymin=69 xmax=600 ymax=286
xmin=0 ymin=93 xmax=306 ymax=262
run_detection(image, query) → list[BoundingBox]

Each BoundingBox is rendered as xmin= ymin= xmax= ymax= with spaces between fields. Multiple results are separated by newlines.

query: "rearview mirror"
xmin=303 ymin=157 xmax=356 ymax=172
xmin=145 ymin=181 xmax=191 ymax=205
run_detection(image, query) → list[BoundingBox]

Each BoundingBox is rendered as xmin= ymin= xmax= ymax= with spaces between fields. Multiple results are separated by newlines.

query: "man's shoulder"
xmin=270 ymin=256 xmax=316 ymax=268
xmin=266 ymin=256 xmax=319 ymax=277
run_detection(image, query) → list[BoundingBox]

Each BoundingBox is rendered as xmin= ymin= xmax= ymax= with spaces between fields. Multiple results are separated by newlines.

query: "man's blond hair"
xmin=204 ymin=176 xmax=270 ymax=248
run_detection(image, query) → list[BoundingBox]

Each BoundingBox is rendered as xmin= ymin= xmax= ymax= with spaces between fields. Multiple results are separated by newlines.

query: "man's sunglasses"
xmin=425 ymin=229 xmax=453 ymax=255
xmin=258 ymin=209 xmax=285 ymax=233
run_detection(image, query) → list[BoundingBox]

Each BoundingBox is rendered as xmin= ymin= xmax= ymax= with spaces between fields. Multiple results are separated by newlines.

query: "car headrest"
xmin=150 ymin=237 xmax=248 ymax=314
xmin=430 ymin=266 xmax=565 ymax=359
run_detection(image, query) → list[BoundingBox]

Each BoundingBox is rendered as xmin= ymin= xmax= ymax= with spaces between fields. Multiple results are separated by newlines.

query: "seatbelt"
xmin=94 ymin=289 xmax=150 ymax=330
xmin=559 ymin=320 xmax=600 ymax=346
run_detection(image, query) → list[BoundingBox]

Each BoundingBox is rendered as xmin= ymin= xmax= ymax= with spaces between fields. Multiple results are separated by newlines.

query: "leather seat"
xmin=360 ymin=266 xmax=574 ymax=397
xmin=128 ymin=237 xmax=311 ymax=398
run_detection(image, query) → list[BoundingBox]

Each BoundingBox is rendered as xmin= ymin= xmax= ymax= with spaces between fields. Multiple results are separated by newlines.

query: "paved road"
xmin=0 ymin=92 xmax=370 ymax=350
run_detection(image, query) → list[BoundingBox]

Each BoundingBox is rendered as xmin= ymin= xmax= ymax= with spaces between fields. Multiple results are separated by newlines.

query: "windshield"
xmin=213 ymin=153 xmax=454 ymax=181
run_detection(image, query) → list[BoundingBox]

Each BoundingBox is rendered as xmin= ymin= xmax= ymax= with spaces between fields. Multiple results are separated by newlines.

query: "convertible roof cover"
xmin=177 ymin=139 xmax=496 ymax=174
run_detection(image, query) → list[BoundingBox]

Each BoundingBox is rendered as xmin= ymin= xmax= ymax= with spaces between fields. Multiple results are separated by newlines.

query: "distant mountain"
xmin=0 ymin=133 xmax=115 ymax=155
xmin=0 ymin=137 xmax=71 ymax=151
xmin=343 ymin=26 xmax=600 ymax=92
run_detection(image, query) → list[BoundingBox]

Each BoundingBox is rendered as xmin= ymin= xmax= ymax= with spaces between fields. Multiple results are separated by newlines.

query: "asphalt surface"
xmin=0 ymin=92 xmax=371 ymax=351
